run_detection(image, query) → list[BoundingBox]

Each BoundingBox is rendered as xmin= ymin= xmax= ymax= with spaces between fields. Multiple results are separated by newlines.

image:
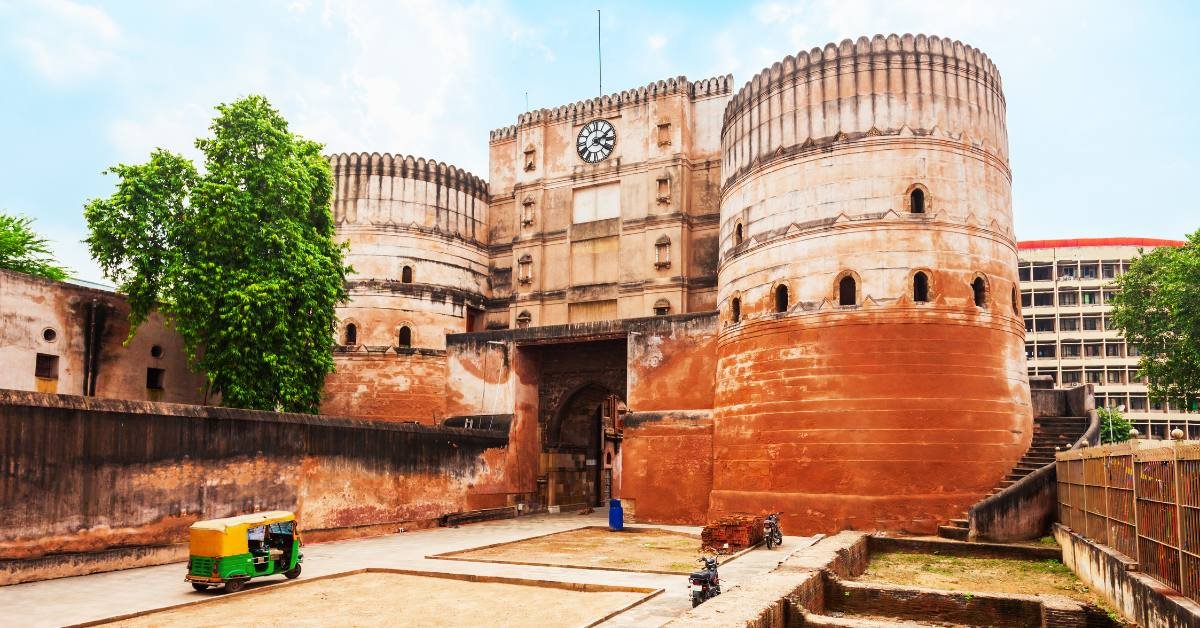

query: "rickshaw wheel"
xmin=224 ymin=578 xmax=248 ymax=593
xmin=191 ymin=583 xmax=210 ymax=592
xmin=284 ymin=564 xmax=302 ymax=579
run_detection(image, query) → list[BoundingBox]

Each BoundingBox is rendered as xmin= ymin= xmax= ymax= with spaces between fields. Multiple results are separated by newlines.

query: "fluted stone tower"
xmin=710 ymin=35 xmax=1031 ymax=534
xmin=321 ymin=153 xmax=490 ymax=421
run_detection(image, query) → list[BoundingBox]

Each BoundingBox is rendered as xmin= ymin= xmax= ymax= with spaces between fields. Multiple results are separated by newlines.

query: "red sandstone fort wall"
xmin=0 ymin=390 xmax=514 ymax=585
xmin=320 ymin=350 xmax=448 ymax=423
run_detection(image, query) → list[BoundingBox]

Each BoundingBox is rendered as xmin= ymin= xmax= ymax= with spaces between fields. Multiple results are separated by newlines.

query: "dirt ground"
xmin=444 ymin=526 xmax=705 ymax=573
xmin=108 ymin=572 xmax=646 ymax=628
xmin=858 ymin=551 xmax=1117 ymax=613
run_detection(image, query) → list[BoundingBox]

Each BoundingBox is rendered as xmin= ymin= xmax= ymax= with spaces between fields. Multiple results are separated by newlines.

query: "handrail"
xmin=967 ymin=408 xmax=1100 ymax=541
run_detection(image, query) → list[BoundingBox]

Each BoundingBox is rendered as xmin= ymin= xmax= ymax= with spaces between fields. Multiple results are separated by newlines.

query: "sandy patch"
xmin=107 ymin=572 xmax=646 ymax=628
xmin=443 ymin=526 xmax=706 ymax=573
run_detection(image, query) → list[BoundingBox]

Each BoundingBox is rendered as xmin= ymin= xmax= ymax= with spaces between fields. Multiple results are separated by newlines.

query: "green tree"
xmin=0 ymin=211 xmax=69 ymax=281
xmin=1098 ymin=407 xmax=1133 ymax=444
xmin=85 ymin=95 xmax=348 ymax=413
xmin=1109 ymin=230 xmax=1200 ymax=413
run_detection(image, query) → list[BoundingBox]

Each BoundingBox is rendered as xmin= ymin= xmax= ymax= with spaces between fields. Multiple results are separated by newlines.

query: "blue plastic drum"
xmin=609 ymin=499 xmax=624 ymax=531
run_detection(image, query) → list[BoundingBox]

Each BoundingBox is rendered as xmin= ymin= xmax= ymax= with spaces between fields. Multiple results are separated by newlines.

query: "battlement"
xmin=327 ymin=152 xmax=488 ymax=201
xmin=723 ymin=34 xmax=1003 ymax=128
xmin=488 ymin=73 xmax=733 ymax=143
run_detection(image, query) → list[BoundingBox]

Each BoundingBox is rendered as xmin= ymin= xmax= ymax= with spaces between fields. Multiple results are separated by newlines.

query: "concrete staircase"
xmin=938 ymin=415 xmax=1088 ymax=541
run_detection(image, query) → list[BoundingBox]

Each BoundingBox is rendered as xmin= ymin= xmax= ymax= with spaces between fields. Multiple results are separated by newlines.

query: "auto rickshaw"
xmin=185 ymin=510 xmax=303 ymax=592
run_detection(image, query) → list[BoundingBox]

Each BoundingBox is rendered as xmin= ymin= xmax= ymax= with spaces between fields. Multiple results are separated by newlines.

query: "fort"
xmin=3 ymin=33 xmax=1037 ymax=577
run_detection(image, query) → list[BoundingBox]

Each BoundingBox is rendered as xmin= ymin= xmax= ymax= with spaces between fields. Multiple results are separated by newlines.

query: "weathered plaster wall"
xmin=319 ymin=350 xmax=448 ymax=423
xmin=0 ymin=269 xmax=205 ymax=404
xmin=487 ymin=76 xmax=732 ymax=329
xmin=711 ymin=35 xmax=1031 ymax=535
xmin=620 ymin=411 xmax=713 ymax=524
xmin=0 ymin=390 xmax=510 ymax=584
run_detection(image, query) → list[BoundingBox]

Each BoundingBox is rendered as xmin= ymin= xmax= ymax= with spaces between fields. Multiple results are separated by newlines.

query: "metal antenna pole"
xmin=597 ymin=9 xmax=602 ymax=96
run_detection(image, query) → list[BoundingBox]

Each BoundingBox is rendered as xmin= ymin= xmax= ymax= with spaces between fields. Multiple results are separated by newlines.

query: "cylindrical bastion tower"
xmin=711 ymin=34 xmax=1032 ymax=534
xmin=321 ymin=153 xmax=490 ymax=422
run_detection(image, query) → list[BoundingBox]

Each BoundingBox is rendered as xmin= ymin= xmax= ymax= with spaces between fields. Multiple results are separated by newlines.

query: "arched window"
xmin=401 ymin=266 xmax=413 ymax=283
xmin=654 ymin=235 xmax=671 ymax=268
xmin=344 ymin=323 xmax=357 ymax=345
xmin=731 ymin=297 xmax=741 ymax=323
xmin=839 ymin=275 xmax=857 ymax=306
xmin=1012 ymin=286 xmax=1020 ymax=316
xmin=516 ymin=310 xmax=532 ymax=329
xmin=653 ymin=298 xmax=671 ymax=316
xmin=397 ymin=326 xmax=412 ymax=347
xmin=774 ymin=284 xmax=789 ymax=313
xmin=972 ymin=276 xmax=988 ymax=308
xmin=913 ymin=272 xmax=930 ymax=303
xmin=517 ymin=254 xmax=533 ymax=284
xmin=734 ymin=223 xmax=744 ymax=246
xmin=910 ymin=188 xmax=925 ymax=214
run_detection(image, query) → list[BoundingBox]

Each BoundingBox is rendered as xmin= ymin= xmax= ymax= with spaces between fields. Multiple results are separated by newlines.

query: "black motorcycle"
xmin=689 ymin=556 xmax=721 ymax=607
xmin=764 ymin=513 xmax=783 ymax=549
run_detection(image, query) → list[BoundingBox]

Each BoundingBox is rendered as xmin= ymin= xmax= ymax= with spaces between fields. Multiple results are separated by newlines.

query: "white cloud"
xmin=7 ymin=0 xmax=124 ymax=84
xmin=107 ymin=104 xmax=210 ymax=163
xmin=648 ymin=34 xmax=668 ymax=51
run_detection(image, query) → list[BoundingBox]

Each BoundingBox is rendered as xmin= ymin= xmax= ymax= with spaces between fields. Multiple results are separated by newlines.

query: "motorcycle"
xmin=764 ymin=513 xmax=783 ymax=549
xmin=689 ymin=556 xmax=721 ymax=607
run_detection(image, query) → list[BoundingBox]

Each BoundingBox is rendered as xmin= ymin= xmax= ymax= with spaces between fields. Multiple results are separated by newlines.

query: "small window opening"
xmin=731 ymin=297 xmax=741 ymax=323
xmin=972 ymin=277 xmax=987 ymax=308
xmin=1011 ymin=286 xmax=1020 ymax=316
xmin=35 ymin=353 xmax=59 ymax=379
xmin=398 ymin=326 xmax=412 ymax=347
xmin=654 ymin=236 xmax=671 ymax=269
xmin=839 ymin=275 xmax=857 ymax=306
xmin=774 ymin=284 xmax=789 ymax=313
xmin=150 ymin=345 xmax=163 ymax=358
xmin=913 ymin=272 xmax=929 ymax=303
xmin=734 ymin=223 xmax=744 ymax=246
xmin=42 ymin=328 xmax=57 ymax=342
xmin=516 ymin=310 xmax=532 ymax=329
xmin=518 ymin=254 xmax=533 ymax=284
xmin=653 ymin=298 xmax=671 ymax=317
xmin=344 ymin=323 xmax=357 ymax=345
xmin=910 ymin=188 xmax=925 ymax=213
xmin=401 ymin=266 xmax=413 ymax=283
xmin=146 ymin=367 xmax=165 ymax=390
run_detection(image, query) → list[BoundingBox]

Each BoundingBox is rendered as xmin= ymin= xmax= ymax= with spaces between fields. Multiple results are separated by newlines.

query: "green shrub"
xmin=1098 ymin=407 xmax=1133 ymax=444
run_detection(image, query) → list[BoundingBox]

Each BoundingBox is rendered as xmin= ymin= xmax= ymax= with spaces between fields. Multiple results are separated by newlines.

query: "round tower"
xmin=711 ymin=35 xmax=1031 ymax=534
xmin=320 ymin=153 xmax=490 ymax=423
xmin=330 ymin=152 xmax=490 ymax=351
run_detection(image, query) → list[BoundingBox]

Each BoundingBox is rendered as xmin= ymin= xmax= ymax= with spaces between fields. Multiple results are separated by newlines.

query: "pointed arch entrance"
xmin=544 ymin=383 xmax=626 ymax=509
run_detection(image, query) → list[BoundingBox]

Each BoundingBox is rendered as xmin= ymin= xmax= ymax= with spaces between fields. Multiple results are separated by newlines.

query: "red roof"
xmin=1018 ymin=237 xmax=1186 ymax=251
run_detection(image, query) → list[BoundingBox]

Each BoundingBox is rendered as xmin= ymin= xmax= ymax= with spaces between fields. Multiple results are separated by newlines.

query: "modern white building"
xmin=1018 ymin=237 xmax=1196 ymax=438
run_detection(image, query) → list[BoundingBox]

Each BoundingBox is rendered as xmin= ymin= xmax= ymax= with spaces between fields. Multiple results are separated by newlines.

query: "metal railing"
xmin=1057 ymin=439 xmax=1200 ymax=603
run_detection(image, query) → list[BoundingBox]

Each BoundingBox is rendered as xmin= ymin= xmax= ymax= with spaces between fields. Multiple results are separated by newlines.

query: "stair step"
xmin=949 ymin=518 xmax=969 ymax=528
xmin=938 ymin=525 xmax=969 ymax=541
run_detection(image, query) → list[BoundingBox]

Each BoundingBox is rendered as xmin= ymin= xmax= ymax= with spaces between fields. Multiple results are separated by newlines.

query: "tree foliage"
xmin=85 ymin=95 xmax=348 ymax=413
xmin=1109 ymin=231 xmax=1200 ymax=412
xmin=1098 ymin=407 xmax=1133 ymax=444
xmin=0 ymin=211 xmax=69 ymax=281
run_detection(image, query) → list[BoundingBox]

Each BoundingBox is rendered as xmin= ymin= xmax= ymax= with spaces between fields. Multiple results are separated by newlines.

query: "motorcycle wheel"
xmin=691 ymin=591 xmax=703 ymax=608
xmin=766 ymin=533 xmax=775 ymax=549
xmin=774 ymin=531 xmax=783 ymax=546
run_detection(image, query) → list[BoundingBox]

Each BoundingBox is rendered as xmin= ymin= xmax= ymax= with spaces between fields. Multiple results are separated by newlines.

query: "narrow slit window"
xmin=972 ymin=277 xmax=988 ymax=308
xmin=913 ymin=272 xmax=929 ymax=303
xmin=774 ymin=285 xmax=789 ymax=313
xmin=734 ymin=223 xmax=744 ymax=246
xmin=731 ymin=297 xmax=741 ymax=323
xmin=839 ymin=276 xmax=857 ymax=306
xmin=344 ymin=323 xmax=357 ymax=346
xmin=401 ymin=266 xmax=413 ymax=283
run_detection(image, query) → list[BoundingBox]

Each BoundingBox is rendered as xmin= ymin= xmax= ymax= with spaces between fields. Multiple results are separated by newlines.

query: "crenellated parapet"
xmin=720 ymin=34 xmax=1007 ymax=188
xmin=488 ymin=74 xmax=733 ymax=144
xmin=327 ymin=152 xmax=488 ymax=202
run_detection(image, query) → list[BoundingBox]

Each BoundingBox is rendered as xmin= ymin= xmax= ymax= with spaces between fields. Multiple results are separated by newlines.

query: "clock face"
xmin=576 ymin=119 xmax=616 ymax=163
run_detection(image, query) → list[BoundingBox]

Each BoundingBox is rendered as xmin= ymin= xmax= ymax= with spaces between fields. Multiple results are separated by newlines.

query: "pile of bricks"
xmin=701 ymin=514 xmax=765 ymax=553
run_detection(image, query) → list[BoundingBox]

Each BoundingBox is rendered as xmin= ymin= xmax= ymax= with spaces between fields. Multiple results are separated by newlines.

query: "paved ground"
xmin=0 ymin=512 xmax=814 ymax=627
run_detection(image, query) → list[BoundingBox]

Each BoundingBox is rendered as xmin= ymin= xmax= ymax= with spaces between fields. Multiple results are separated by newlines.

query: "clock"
xmin=576 ymin=119 xmax=616 ymax=163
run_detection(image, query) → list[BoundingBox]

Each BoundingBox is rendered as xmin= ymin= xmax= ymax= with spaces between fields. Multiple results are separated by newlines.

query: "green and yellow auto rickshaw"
xmin=185 ymin=511 xmax=303 ymax=592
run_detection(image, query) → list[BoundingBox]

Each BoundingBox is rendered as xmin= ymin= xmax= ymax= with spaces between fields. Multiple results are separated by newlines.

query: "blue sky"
xmin=1 ymin=0 xmax=1197 ymax=283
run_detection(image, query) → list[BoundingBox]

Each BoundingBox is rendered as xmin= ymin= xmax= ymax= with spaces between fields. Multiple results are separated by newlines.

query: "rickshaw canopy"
xmin=189 ymin=511 xmax=296 ymax=557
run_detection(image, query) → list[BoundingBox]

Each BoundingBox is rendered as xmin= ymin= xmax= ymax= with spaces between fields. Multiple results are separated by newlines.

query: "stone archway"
xmin=543 ymin=383 xmax=624 ymax=509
